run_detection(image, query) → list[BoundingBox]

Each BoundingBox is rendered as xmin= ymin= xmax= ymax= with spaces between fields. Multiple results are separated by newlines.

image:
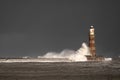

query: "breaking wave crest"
xmin=38 ymin=43 xmax=90 ymax=61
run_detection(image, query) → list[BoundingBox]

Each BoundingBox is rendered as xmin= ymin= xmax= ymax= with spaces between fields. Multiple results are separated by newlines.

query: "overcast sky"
xmin=0 ymin=0 xmax=120 ymax=57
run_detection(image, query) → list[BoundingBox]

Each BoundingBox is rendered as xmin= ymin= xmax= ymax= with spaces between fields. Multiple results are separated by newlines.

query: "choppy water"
xmin=0 ymin=59 xmax=120 ymax=80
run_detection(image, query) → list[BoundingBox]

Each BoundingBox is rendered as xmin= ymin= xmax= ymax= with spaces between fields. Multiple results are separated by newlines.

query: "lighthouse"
xmin=89 ymin=26 xmax=96 ymax=57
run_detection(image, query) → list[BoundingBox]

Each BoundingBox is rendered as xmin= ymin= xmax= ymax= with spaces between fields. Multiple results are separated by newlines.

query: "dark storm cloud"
xmin=0 ymin=0 xmax=120 ymax=57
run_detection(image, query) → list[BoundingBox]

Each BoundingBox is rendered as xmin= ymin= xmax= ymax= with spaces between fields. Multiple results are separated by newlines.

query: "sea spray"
xmin=38 ymin=43 xmax=90 ymax=61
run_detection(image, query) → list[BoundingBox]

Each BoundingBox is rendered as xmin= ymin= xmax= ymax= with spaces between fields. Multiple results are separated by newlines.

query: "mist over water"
xmin=39 ymin=43 xmax=91 ymax=61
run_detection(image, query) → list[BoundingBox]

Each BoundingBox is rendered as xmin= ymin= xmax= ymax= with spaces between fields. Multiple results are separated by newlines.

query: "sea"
xmin=0 ymin=58 xmax=119 ymax=80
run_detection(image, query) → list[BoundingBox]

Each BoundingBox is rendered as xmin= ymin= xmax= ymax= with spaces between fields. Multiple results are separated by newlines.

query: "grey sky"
xmin=0 ymin=0 xmax=120 ymax=57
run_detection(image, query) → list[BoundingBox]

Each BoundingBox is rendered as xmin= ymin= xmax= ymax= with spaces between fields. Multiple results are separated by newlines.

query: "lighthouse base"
xmin=86 ymin=55 xmax=105 ymax=61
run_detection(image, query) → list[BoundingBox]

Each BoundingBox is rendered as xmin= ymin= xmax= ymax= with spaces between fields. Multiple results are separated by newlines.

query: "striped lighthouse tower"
xmin=89 ymin=26 xmax=96 ymax=57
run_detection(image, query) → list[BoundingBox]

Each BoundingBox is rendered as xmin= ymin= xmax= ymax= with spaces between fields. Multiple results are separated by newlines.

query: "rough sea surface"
xmin=0 ymin=59 xmax=120 ymax=80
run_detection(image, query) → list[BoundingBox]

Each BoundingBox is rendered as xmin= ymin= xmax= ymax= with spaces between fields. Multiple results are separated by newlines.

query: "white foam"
xmin=38 ymin=42 xmax=90 ymax=61
xmin=105 ymin=58 xmax=112 ymax=61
